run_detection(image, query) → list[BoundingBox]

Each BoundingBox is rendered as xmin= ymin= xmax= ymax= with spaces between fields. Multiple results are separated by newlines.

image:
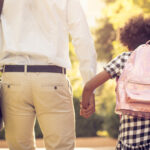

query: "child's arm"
xmin=81 ymin=70 xmax=111 ymax=117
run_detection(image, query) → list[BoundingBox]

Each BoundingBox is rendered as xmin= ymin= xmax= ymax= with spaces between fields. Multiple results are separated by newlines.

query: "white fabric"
xmin=0 ymin=0 xmax=97 ymax=83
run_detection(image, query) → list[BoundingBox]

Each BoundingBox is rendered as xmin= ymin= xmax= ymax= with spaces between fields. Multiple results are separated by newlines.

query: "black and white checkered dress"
xmin=104 ymin=52 xmax=150 ymax=150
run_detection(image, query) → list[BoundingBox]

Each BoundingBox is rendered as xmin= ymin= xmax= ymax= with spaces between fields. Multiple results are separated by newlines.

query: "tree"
xmin=95 ymin=18 xmax=116 ymax=61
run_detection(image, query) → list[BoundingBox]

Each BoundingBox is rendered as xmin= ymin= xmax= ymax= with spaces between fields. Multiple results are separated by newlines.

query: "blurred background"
xmin=1 ymin=0 xmax=150 ymax=141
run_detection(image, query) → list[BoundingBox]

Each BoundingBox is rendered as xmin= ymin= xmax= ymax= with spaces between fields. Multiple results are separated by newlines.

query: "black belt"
xmin=3 ymin=65 xmax=66 ymax=74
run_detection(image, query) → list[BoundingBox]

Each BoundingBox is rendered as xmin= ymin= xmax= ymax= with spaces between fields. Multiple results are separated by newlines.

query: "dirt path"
xmin=75 ymin=137 xmax=117 ymax=147
xmin=0 ymin=137 xmax=117 ymax=148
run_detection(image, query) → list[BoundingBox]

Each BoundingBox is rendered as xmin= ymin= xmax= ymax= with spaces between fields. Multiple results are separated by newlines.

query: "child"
xmin=81 ymin=15 xmax=150 ymax=149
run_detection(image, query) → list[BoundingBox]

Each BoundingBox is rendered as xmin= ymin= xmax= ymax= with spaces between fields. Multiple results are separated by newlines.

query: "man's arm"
xmin=67 ymin=0 xmax=97 ymax=84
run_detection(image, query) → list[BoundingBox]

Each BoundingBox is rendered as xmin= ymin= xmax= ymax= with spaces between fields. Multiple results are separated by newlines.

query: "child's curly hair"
xmin=120 ymin=15 xmax=150 ymax=50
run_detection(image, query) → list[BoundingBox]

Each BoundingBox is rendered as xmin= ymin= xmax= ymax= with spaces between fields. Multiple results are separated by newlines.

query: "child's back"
xmin=105 ymin=15 xmax=150 ymax=150
xmin=104 ymin=51 xmax=150 ymax=149
xmin=116 ymin=42 xmax=150 ymax=118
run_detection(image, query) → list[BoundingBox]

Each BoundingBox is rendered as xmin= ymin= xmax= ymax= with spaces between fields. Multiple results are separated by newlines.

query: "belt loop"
xmin=3 ymin=65 xmax=5 ymax=73
xmin=62 ymin=68 xmax=65 ymax=74
xmin=24 ymin=65 xmax=27 ymax=73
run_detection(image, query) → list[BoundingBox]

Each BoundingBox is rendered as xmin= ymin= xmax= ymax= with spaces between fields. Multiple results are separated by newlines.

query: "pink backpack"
xmin=116 ymin=41 xmax=150 ymax=118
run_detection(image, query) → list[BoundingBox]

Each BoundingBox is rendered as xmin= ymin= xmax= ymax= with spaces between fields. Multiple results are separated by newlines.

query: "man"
xmin=0 ymin=0 xmax=97 ymax=149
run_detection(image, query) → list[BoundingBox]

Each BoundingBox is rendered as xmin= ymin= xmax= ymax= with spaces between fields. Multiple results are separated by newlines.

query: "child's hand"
xmin=81 ymin=92 xmax=93 ymax=109
xmin=80 ymin=94 xmax=95 ymax=118
xmin=80 ymin=70 xmax=111 ymax=118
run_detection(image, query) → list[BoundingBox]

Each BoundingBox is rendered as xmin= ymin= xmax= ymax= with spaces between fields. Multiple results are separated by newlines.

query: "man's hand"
xmin=80 ymin=93 xmax=95 ymax=118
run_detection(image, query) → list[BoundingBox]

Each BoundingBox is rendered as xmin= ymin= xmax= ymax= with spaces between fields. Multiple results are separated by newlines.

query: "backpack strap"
xmin=0 ymin=0 xmax=4 ymax=15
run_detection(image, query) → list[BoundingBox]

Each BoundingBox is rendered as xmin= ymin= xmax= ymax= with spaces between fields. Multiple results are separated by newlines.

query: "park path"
xmin=0 ymin=137 xmax=117 ymax=150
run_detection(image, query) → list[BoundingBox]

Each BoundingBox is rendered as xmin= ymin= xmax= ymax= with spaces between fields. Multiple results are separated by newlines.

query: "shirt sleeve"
xmin=104 ymin=52 xmax=131 ymax=78
xmin=67 ymin=0 xmax=97 ymax=84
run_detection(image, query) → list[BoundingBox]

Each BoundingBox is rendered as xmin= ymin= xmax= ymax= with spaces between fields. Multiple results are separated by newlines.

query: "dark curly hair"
xmin=120 ymin=15 xmax=150 ymax=51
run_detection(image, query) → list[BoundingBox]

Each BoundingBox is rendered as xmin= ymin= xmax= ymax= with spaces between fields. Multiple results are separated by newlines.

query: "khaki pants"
xmin=1 ymin=72 xmax=75 ymax=150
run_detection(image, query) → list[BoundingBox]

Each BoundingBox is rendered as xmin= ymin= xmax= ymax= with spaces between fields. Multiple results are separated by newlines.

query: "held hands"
xmin=80 ymin=71 xmax=111 ymax=118
xmin=80 ymin=93 xmax=95 ymax=118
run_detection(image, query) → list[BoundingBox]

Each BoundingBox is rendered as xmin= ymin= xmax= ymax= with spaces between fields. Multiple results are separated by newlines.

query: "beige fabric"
xmin=1 ymin=72 xmax=75 ymax=150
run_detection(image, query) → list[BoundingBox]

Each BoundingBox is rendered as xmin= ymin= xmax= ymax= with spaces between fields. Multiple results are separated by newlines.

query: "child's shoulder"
xmin=110 ymin=51 xmax=131 ymax=64
xmin=116 ymin=51 xmax=131 ymax=59
xmin=104 ymin=51 xmax=132 ymax=78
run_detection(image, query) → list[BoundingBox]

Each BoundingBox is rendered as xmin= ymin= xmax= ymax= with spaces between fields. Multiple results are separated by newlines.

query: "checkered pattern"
xmin=116 ymin=115 xmax=150 ymax=150
xmin=104 ymin=52 xmax=150 ymax=149
xmin=104 ymin=52 xmax=131 ymax=78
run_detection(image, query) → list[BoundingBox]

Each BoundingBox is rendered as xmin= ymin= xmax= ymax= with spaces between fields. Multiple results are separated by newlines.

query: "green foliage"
xmin=68 ymin=40 xmax=107 ymax=138
xmin=102 ymin=0 xmax=116 ymax=3
xmin=112 ymin=40 xmax=128 ymax=58
xmin=95 ymin=0 xmax=145 ymax=60
xmin=95 ymin=80 xmax=119 ymax=138
xmin=68 ymin=42 xmax=83 ymax=98
xmin=106 ymin=1 xmax=143 ymax=30
xmin=133 ymin=0 xmax=150 ymax=13
xmin=0 ymin=129 xmax=5 ymax=139
xmin=74 ymin=98 xmax=104 ymax=137
xmin=34 ymin=120 xmax=43 ymax=138
xmin=104 ymin=113 xmax=120 ymax=138
xmin=95 ymin=18 xmax=116 ymax=61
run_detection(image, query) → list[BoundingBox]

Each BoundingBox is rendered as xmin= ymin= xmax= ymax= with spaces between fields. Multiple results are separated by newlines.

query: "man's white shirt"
xmin=0 ymin=0 xmax=97 ymax=83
